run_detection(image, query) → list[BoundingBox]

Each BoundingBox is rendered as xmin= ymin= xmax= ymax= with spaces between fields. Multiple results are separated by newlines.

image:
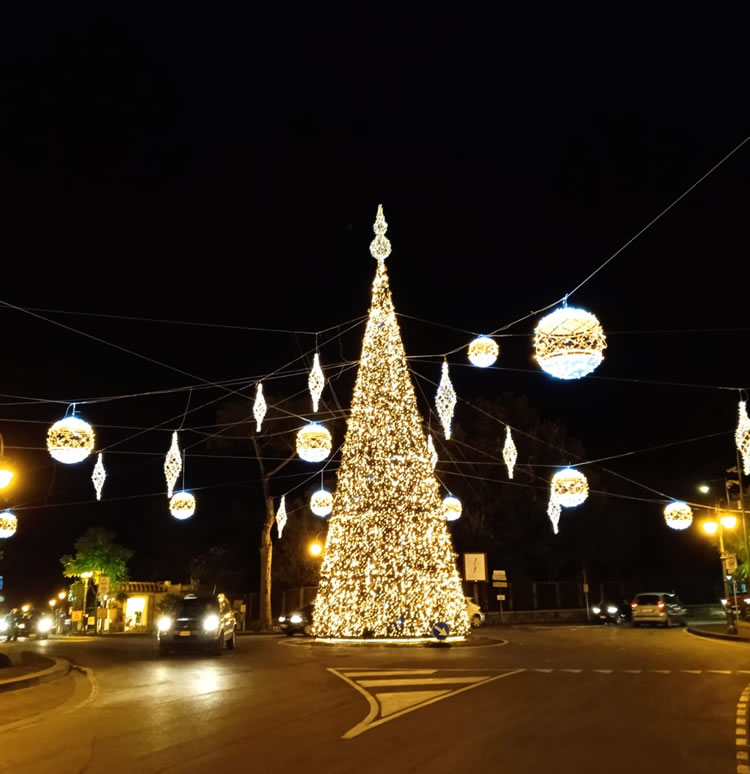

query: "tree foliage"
xmin=60 ymin=527 xmax=133 ymax=588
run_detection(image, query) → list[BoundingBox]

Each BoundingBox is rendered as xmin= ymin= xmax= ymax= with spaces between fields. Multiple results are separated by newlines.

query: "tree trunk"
xmin=258 ymin=494 xmax=275 ymax=630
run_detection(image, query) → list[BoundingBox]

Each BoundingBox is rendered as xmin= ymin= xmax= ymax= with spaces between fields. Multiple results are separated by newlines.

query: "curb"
xmin=0 ymin=657 xmax=71 ymax=693
xmin=687 ymin=626 xmax=750 ymax=643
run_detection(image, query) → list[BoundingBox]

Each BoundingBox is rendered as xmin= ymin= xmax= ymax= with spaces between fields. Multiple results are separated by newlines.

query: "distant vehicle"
xmin=1 ymin=609 xmax=53 ymax=640
xmin=279 ymin=602 xmax=313 ymax=636
xmin=591 ymin=599 xmax=631 ymax=625
xmin=157 ymin=593 xmax=237 ymax=655
xmin=631 ymin=592 xmax=687 ymax=627
xmin=466 ymin=597 xmax=485 ymax=628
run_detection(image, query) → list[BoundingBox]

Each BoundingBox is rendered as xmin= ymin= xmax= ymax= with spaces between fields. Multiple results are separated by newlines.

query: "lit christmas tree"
xmin=312 ymin=206 xmax=470 ymax=639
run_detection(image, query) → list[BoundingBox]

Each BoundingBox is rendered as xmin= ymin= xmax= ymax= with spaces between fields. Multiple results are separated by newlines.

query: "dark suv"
xmin=157 ymin=594 xmax=237 ymax=655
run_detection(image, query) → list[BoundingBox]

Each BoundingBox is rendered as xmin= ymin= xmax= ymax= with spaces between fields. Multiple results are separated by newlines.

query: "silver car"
xmin=631 ymin=592 xmax=687 ymax=627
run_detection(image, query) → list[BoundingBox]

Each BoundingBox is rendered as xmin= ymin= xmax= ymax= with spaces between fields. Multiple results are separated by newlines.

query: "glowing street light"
xmin=308 ymin=540 xmax=323 ymax=557
xmin=698 ymin=484 xmax=711 ymax=494
xmin=21 ymin=604 xmax=30 ymax=613
xmin=0 ymin=433 xmax=15 ymax=491
xmin=48 ymin=599 xmax=56 ymax=607
xmin=701 ymin=514 xmax=738 ymax=631
xmin=58 ymin=591 xmax=67 ymax=600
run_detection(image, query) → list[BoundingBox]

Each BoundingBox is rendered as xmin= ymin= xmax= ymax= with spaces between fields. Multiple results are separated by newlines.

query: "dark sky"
xmin=0 ymin=10 xmax=748 ymax=604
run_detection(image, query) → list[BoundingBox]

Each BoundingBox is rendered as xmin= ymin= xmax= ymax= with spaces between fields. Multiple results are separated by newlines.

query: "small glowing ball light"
xmin=442 ymin=495 xmax=463 ymax=522
xmin=534 ymin=307 xmax=606 ymax=380
xmin=550 ymin=468 xmax=589 ymax=508
xmin=0 ymin=510 xmax=17 ymax=538
xmin=310 ymin=488 xmax=333 ymax=517
xmin=663 ymin=501 xmax=693 ymax=531
xmin=47 ymin=416 xmax=96 ymax=464
xmin=467 ymin=336 xmax=499 ymax=368
xmin=0 ymin=465 xmax=13 ymax=491
xmin=169 ymin=491 xmax=196 ymax=520
xmin=296 ymin=423 xmax=332 ymax=463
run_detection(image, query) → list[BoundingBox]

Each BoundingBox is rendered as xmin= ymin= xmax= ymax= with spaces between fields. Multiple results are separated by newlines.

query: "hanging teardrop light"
xmin=435 ymin=361 xmax=457 ymax=439
xmin=427 ymin=434 xmax=438 ymax=469
xmin=276 ymin=495 xmax=288 ymax=537
xmin=736 ymin=401 xmax=750 ymax=475
xmin=0 ymin=510 xmax=17 ymax=538
xmin=534 ymin=306 xmax=606 ymax=380
xmin=503 ymin=427 xmax=517 ymax=479
xmin=47 ymin=415 xmax=95 ymax=464
xmin=442 ymin=494 xmax=462 ymax=522
xmin=550 ymin=468 xmax=589 ymax=508
xmin=310 ymin=488 xmax=333 ymax=517
xmin=467 ymin=336 xmax=499 ymax=368
xmin=92 ymin=453 xmax=106 ymax=501
xmin=169 ymin=491 xmax=196 ymax=520
xmin=547 ymin=499 xmax=562 ymax=534
xmin=308 ymin=354 xmax=325 ymax=412
xmin=663 ymin=501 xmax=693 ymax=531
xmin=254 ymin=382 xmax=267 ymax=433
xmin=296 ymin=423 xmax=332 ymax=463
xmin=164 ymin=432 xmax=182 ymax=498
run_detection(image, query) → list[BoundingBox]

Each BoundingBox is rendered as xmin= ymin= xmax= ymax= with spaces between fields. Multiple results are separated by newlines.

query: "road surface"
xmin=0 ymin=624 xmax=748 ymax=773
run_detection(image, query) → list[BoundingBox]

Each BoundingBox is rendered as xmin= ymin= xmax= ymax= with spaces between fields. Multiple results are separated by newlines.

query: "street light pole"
xmin=80 ymin=572 xmax=92 ymax=633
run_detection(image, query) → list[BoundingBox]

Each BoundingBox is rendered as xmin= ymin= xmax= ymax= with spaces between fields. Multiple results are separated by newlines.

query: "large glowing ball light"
xmin=467 ymin=336 xmax=499 ymax=368
xmin=310 ymin=489 xmax=333 ymax=517
xmin=0 ymin=511 xmax=17 ymax=538
xmin=169 ymin=491 xmax=196 ymax=520
xmin=296 ymin=423 xmax=332 ymax=463
xmin=550 ymin=468 xmax=589 ymax=508
xmin=442 ymin=495 xmax=463 ymax=522
xmin=663 ymin=501 xmax=693 ymax=530
xmin=47 ymin=416 xmax=96 ymax=464
xmin=534 ymin=307 xmax=606 ymax=380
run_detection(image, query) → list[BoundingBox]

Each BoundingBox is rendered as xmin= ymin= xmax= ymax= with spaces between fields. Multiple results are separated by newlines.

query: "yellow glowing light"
xmin=164 ymin=432 xmax=182 ymax=498
xmin=91 ymin=452 xmax=106 ymax=501
xmin=663 ymin=501 xmax=693 ymax=530
xmin=312 ymin=207 xmax=469 ymax=640
xmin=58 ymin=591 xmax=66 ymax=600
xmin=0 ymin=510 xmax=17 ymax=538
xmin=503 ymin=426 xmax=517 ymax=479
xmin=534 ymin=306 xmax=606 ymax=380
xmin=442 ymin=495 xmax=462 ymax=522
xmin=21 ymin=604 xmax=30 ymax=613
xmin=309 ymin=541 xmax=323 ymax=557
xmin=550 ymin=468 xmax=589 ymax=508
xmin=47 ymin=416 xmax=95 ymax=464
xmin=310 ymin=488 xmax=333 ymax=517
xmin=369 ymin=203 xmax=391 ymax=265
xmin=427 ymin=434 xmax=438 ymax=469
xmin=0 ymin=463 xmax=14 ymax=491
xmin=435 ymin=361 xmax=457 ymax=439
xmin=736 ymin=401 xmax=750 ymax=475
xmin=702 ymin=520 xmax=719 ymax=535
xmin=467 ymin=336 xmax=499 ymax=368
xmin=48 ymin=599 xmax=56 ymax=607
xmin=253 ymin=382 xmax=267 ymax=433
xmin=296 ymin=423 xmax=332 ymax=463
xmin=276 ymin=495 xmax=287 ymax=537
xmin=721 ymin=514 xmax=738 ymax=529
xmin=308 ymin=354 xmax=325 ymax=413
xmin=169 ymin=491 xmax=195 ymax=520
xmin=547 ymin=499 xmax=561 ymax=534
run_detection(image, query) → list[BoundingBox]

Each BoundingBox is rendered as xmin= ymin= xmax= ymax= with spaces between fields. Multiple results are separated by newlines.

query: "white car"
xmin=631 ymin=592 xmax=687 ymax=627
xmin=466 ymin=597 xmax=485 ymax=628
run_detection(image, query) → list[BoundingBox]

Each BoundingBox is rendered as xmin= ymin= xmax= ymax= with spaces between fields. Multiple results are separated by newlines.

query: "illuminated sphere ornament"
xmin=663 ymin=501 xmax=693 ymax=531
xmin=0 ymin=510 xmax=17 ymax=538
xmin=296 ymin=423 xmax=332 ymax=463
xmin=550 ymin=468 xmax=589 ymax=508
xmin=310 ymin=488 xmax=333 ymax=517
xmin=467 ymin=336 xmax=499 ymax=368
xmin=442 ymin=495 xmax=463 ymax=522
xmin=534 ymin=306 xmax=606 ymax=380
xmin=169 ymin=491 xmax=196 ymax=520
xmin=47 ymin=416 xmax=95 ymax=464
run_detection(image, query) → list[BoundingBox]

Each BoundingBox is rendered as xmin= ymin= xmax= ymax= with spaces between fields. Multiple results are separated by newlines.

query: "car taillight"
xmin=657 ymin=601 xmax=665 ymax=610
xmin=631 ymin=602 xmax=638 ymax=609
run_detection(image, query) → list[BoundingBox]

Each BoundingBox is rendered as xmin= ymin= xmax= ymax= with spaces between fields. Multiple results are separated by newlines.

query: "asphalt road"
xmin=1 ymin=624 xmax=749 ymax=773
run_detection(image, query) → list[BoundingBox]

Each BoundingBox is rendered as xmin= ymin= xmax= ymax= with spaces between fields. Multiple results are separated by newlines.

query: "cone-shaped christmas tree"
xmin=312 ymin=206 xmax=470 ymax=639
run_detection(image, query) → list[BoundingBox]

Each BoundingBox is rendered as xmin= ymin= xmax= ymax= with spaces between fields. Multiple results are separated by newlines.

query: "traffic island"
xmin=0 ymin=646 xmax=71 ymax=692
xmin=279 ymin=634 xmax=506 ymax=648
xmin=687 ymin=623 xmax=750 ymax=643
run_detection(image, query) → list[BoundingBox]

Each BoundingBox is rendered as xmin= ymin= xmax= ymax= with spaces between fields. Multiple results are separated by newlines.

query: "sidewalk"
xmin=687 ymin=620 xmax=750 ymax=642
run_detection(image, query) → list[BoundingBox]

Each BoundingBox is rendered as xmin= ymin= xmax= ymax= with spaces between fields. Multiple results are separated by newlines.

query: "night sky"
xmin=0 ymin=11 xmax=748 ymax=606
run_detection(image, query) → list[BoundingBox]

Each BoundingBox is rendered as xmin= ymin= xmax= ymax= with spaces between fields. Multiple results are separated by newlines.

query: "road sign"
xmin=496 ymin=594 xmax=506 ymax=601
xmin=726 ymin=554 xmax=738 ymax=574
xmin=582 ymin=583 xmax=589 ymax=593
xmin=463 ymin=553 xmax=487 ymax=582
xmin=492 ymin=581 xmax=508 ymax=588
xmin=492 ymin=570 xmax=506 ymax=580
xmin=432 ymin=622 xmax=451 ymax=640
xmin=98 ymin=576 xmax=110 ymax=595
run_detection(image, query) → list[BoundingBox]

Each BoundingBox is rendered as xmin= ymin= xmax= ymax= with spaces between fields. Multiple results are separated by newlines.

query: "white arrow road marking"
xmin=329 ymin=667 xmax=525 ymax=739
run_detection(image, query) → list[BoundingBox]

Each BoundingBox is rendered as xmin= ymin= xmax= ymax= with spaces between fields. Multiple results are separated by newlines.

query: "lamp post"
xmin=702 ymin=514 xmax=738 ymax=632
xmin=80 ymin=572 xmax=93 ymax=633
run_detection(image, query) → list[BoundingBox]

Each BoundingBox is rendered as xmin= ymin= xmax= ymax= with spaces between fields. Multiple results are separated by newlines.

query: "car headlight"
xmin=157 ymin=617 xmax=172 ymax=632
xmin=592 ymin=606 xmax=601 ymax=615
xmin=607 ymin=606 xmax=618 ymax=615
xmin=37 ymin=618 xmax=52 ymax=633
xmin=278 ymin=616 xmax=286 ymax=622
xmin=203 ymin=614 xmax=220 ymax=631
xmin=0 ymin=619 xmax=7 ymax=632
xmin=290 ymin=614 xmax=303 ymax=624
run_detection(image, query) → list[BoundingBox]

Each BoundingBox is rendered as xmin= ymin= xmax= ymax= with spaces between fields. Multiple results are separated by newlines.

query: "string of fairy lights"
xmin=1 ymin=135 xmax=749 ymax=557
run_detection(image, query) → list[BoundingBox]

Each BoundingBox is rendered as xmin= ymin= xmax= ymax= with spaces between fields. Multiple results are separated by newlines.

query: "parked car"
xmin=591 ymin=599 xmax=631 ymax=625
xmin=157 ymin=593 xmax=237 ymax=654
xmin=279 ymin=602 xmax=314 ymax=636
xmin=466 ymin=597 xmax=485 ymax=628
xmin=631 ymin=592 xmax=687 ymax=627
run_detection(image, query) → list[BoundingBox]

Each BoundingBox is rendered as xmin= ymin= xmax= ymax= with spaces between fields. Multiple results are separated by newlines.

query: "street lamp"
xmin=701 ymin=515 xmax=738 ymax=632
xmin=0 ymin=434 xmax=15 ymax=491
xmin=80 ymin=572 xmax=93 ymax=633
xmin=308 ymin=540 xmax=323 ymax=557
xmin=58 ymin=591 xmax=67 ymax=600
xmin=698 ymin=484 xmax=711 ymax=494
xmin=48 ymin=599 xmax=56 ymax=608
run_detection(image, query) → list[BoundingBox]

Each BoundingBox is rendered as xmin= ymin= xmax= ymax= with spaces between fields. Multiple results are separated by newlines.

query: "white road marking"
xmin=622 ymin=670 xmax=642 ymax=674
xmin=737 ymin=737 xmax=747 ymax=746
xmin=532 ymin=669 xmax=554 ymax=673
xmin=738 ymin=765 xmax=750 ymax=774
xmin=560 ymin=669 xmax=583 ymax=673
xmin=649 ymin=669 xmax=671 ymax=674
xmin=592 ymin=669 xmax=613 ymax=674
xmin=680 ymin=669 xmax=702 ymax=674
xmin=707 ymin=670 xmax=732 ymax=675
xmin=343 ymin=670 xmax=437 ymax=677
xmin=357 ymin=676 xmax=486 ymax=688
xmin=738 ymin=751 xmax=748 ymax=760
